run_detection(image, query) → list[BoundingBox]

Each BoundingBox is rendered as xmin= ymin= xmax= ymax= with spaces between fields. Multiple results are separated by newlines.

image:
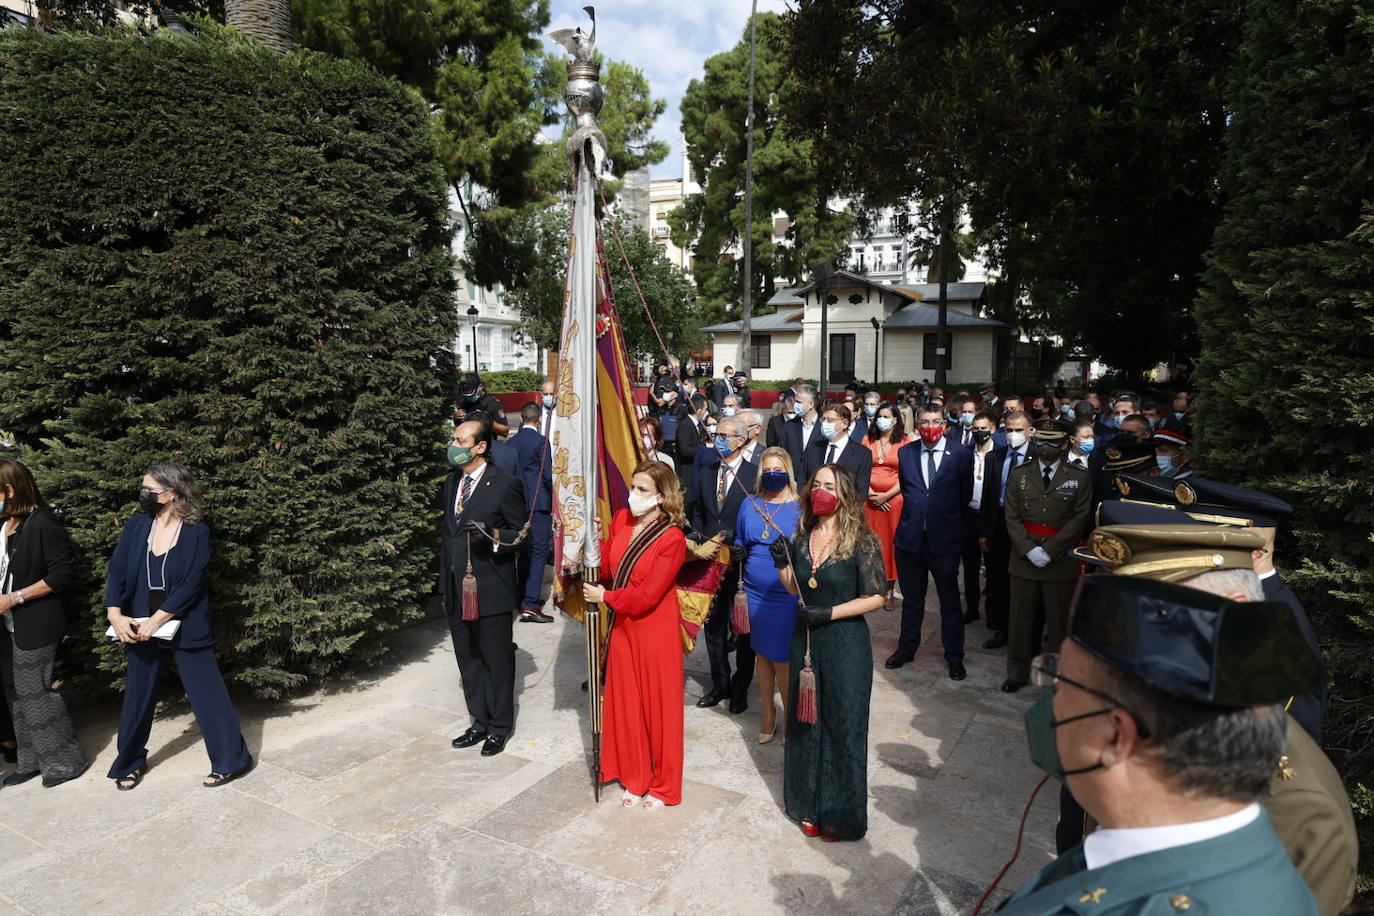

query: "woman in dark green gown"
xmin=773 ymin=463 xmax=887 ymax=840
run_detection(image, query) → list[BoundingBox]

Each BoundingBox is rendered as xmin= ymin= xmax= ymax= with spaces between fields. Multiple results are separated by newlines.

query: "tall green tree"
xmin=673 ymin=12 xmax=854 ymax=322
xmin=1193 ymin=0 xmax=1374 ymax=874
xmin=499 ymin=203 xmax=702 ymax=362
xmin=781 ymin=0 xmax=1242 ymax=378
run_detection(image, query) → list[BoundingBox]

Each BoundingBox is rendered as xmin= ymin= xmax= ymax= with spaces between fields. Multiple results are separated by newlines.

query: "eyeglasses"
xmin=1031 ymin=653 xmax=1151 ymax=738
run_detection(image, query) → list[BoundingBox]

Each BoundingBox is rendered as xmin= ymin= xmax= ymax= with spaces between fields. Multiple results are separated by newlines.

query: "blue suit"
xmin=104 ymin=515 xmax=250 ymax=779
xmin=892 ymin=440 xmax=975 ymax=663
xmin=509 ymin=426 xmax=553 ymax=611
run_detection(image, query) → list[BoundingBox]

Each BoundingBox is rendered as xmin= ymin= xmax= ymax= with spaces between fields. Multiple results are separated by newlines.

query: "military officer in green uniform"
xmin=1072 ymin=519 xmax=1357 ymax=915
xmin=1001 ymin=418 xmax=1092 ymax=693
xmin=999 ymin=575 xmax=1324 ymax=915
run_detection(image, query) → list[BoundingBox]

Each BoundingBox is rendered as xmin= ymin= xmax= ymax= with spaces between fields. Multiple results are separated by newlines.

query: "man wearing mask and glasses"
xmin=978 ymin=410 xmax=1033 ymax=649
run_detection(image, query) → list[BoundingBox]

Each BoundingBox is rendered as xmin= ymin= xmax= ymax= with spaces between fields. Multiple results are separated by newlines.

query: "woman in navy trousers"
xmin=105 ymin=464 xmax=252 ymax=790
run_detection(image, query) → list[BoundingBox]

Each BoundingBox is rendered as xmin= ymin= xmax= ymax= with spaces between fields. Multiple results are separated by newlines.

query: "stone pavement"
xmin=0 ymin=592 xmax=1059 ymax=916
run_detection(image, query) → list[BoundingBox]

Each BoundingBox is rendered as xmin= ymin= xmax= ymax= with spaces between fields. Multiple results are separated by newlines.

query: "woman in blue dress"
xmin=735 ymin=446 xmax=801 ymax=744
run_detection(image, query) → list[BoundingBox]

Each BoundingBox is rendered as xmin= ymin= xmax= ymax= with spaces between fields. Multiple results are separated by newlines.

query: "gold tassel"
xmin=462 ymin=533 xmax=479 ymax=621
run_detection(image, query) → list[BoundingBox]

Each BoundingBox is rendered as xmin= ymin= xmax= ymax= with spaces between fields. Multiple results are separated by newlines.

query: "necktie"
xmin=456 ymin=474 xmax=474 ymax=514
xmin=717 ymin=465 xmax=728 ymax=506
xmin=963 ymin=429 xmax=971 ymax=447
xmin=926 ymin=448 xmax=937 ymax=487
xmin=826 ymin=444 xmax=836 ymax=465
xmin=1000 ymin=449 xmax=1021 ymax=505
xmin=1043 ymin=464 xmax=1053 ymax=491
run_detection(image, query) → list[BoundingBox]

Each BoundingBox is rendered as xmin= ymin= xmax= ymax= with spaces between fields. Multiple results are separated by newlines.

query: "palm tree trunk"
xmin=225 ymin=0 xmax=293 ymax=55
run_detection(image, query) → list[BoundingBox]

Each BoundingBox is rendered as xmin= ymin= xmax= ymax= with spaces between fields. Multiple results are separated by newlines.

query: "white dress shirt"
xmin=454 ymin=460 xmax=488 ymax=514
xmin=1083 ymin=803 xmax=1261 ymax=871
xmin=821 ymin=436 xmax=848 ymax=465
xmin=969 ymin=444 xmax=993 ymax=510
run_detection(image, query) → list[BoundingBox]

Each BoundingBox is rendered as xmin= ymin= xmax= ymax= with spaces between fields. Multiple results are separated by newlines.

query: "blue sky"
xmin=547 ymin=0 xmax=792 ymax=179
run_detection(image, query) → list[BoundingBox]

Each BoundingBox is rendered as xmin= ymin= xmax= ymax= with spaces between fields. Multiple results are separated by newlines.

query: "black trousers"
xmin=959 ymin=518 xmax=984 ymax=620
xmin=704 ymin=566 xmax=754 ymax=700
xmin=984 ymin=507 xmax=1012 ymax=633
xmin=0 ymin=675 xmax=13 ymax=744
xmin=894 ymin=544 xmax=964 ymax=663
xmin=449 ymin=610 xmax=515 ymax=736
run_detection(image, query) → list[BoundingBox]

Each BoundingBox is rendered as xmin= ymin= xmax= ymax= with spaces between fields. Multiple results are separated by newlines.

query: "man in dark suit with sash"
xmin=440 ymin=419 xmax=528 ymax=757
xmin=509 ymin=402 xmax=554 ymax=624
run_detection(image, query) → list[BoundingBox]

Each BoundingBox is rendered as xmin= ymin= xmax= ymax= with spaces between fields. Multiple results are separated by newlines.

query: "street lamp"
xmin=811 ymin=260 xmax=834 ymax=397
xmin=870 ymin=316 xmax=881 ymax=386
xmin=466 ymin=305 xmax=479 ymax=372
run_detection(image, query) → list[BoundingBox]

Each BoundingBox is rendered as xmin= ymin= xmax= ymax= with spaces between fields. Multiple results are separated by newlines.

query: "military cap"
xmin=1152 ymin=414 xmax=1192 ymax=449
xmin=457 ymin=371 xmax=482 ymax=396
xmin=1031 ymin=417 xmax=1074 ymax=442
xmin=1071 ymin=523 xmax=1264 ymax=581
xmin=1094 ymin=499 xmax=1213 ymax=528
xmin=1115 ymin=474 xmax=1292 ymax=527
xmin=1101 ymin=434 xmax=1155 ymax=472
xmin=1070 ymin=575 xmax=1326 ymax=706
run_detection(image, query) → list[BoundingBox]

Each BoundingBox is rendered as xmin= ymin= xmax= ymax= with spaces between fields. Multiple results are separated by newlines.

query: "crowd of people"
xmin=0 ymin=364 xmax=1356 ymax=913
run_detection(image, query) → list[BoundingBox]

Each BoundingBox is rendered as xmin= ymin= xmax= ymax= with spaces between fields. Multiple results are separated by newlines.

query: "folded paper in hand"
xmin=105 ymin=617 xmax=180 ymax=641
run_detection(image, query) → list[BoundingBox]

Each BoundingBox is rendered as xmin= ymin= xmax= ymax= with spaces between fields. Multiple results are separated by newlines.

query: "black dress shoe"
xmin=480 ymin=734 xmax=508 ymax=757
xmin=3 ymin=770 xmax=39 ymax=787
xmin=696 ymin=690 xmax=724 ymax=708
xmin=983 ymin=631 xmax=1008 ymax=649
xmin=884 ymin=652 xmax=914 ymax=670
xmin=948 ymin=661 xmax=967 ymax=681
xmin=451 ymin=727 xmax=488 ymax=749
xmin=962 ymin=610 xmax=980 ymax=625
xmin=1000 ymin=679 xmax=1025 ymax=693
xmin=519 ymin=608 xmax=554 ymax=623
xmin=42 ymin=761 xmax=91 ymax=789
xmin=728 ymin=698 xmax=748 ymax=715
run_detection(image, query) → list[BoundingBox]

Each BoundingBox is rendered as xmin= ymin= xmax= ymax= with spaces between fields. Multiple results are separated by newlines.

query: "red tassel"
xmin=797 ymin=662 xmax=817 ymax=724
xmin=462 ymin=535 xmax=479 ymax=621
xmin=730 ymin=588 xmax=750 ymax=635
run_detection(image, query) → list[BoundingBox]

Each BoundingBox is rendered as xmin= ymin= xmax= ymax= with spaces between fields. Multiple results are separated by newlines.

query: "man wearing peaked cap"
xmin=999 ymin=418 xmax=1092 ymax=694
xmin=1151 ymin=415 xmax=1193 ymax=480
xmin=998 ymin=576 xmax=1323 ymax=915
xmin=1064 ymin=523 xmax=1356 ymax=916
xmin=1109 ymin=474 xmax=1325 ymax=743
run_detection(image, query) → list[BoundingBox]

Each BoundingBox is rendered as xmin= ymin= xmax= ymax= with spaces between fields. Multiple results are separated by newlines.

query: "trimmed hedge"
xmin=0 ymin=24 xmax=458 ymax=696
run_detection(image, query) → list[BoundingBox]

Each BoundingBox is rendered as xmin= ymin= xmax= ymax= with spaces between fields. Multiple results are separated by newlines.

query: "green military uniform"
xmin=1002 ymin=420 xmax=1092 ymax=686
xmin=1073 ymin=519 xmax=1357 ymax=915
xmin=998 ymin=807 xmax=1317 ymax=915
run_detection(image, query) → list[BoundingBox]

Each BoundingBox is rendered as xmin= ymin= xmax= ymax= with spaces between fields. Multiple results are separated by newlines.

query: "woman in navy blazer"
xmin=104 ymin=464 xmax=252 ymax=790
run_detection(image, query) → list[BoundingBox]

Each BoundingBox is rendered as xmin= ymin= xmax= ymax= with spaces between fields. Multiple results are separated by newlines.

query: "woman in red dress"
xmin=582 ymin=460 xmax=687 ymax=809
xmin=864 ymin=403 xmax=909 ymax=609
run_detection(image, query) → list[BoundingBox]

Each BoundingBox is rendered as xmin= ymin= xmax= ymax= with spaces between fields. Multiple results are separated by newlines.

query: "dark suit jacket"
xmin=850 ymin=416 xmax=870 ymax=442
xmin=894 ymin=440 xmax=974 ymax=557
xmin=676 ymin=415 xmax=705 ymax=471
xmin=766 ymin=412 xmax=788 ymax=449
xmin=1263 ymin=572 xmax=1326 ymax=744
xmin=709 ymin=378 xmax=731 ymax=407
xmin=687 ymin=454 xmax=759 ymax=539
xmin=801 ymin=436 xmax=872 ymax=498
xmin=105 ymin=515 xmax=214 ymax=649
xmin=2 ymin=508 xmax=74 ymax=650
xmin=508 ymin=426 xmax=552 ymax=512
xmin=487 ymin=438 xmax=518 ymax=476
xmin=782 ymin=415 xmax=823 ymax=475
xmin=437 ymin=463 xmax=528 ymax=618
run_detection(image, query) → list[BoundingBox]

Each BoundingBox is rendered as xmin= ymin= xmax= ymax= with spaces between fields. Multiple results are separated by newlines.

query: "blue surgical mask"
xmin=714 ymin=435 xmax=734 ymax=454
xmin=864 ymin=404 xmax=877 ymax=417
xmin=542 ymin=394 xmax=555 ymax=408
xmin=875 ymin=416 xmax=895 ymax=432
xmin=820 ymin=420 xmax=838 ymax=440
xmin=760 ymin=470 xmax=789 ymax=492
xmin=1156 ymin=455 xmax=1176 ymax=477
xmin=1077 ymin=439 xmax=1096 ymax=455
xmin=793 ymin=403 xmax=805 ymax=418
xmin=960 ymin=411 xmax=975 ymax=427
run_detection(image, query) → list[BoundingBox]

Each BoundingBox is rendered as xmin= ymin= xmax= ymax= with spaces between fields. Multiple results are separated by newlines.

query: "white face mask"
xmin=627 ymin=490 xmax=660 ymax=517
xmin=542 ymin=393 xmax=555 ymax=408
xmin=721 ymin=407 xmax=737 ymax=417
xmin=1006 ymin=431 xmax=1028 ymax=449
xmin=875 ymin=416 xmax=895 ymax=432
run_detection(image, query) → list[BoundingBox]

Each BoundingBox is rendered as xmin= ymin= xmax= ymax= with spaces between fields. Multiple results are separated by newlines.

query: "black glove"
xmin=769 ymin=537 xmax=792 ymax=570
xmin=799 ymin=605 xmax=833 ymax=627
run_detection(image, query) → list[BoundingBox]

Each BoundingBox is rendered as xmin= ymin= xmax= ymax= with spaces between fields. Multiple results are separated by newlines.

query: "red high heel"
xmin=800 ymin=820 xmax=820 ymax=837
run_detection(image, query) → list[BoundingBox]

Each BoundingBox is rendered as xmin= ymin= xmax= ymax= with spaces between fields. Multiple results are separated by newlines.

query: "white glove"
xmin=1027 ymin=546 xmax=1052 ymax=568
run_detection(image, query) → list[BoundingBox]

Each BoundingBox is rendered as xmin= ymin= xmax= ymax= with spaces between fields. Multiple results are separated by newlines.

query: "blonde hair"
xmin=632 ymin=460 xmax=687 ymax=528
xmin=753 ymin=446 xmax=799 ymax=501
xmin=797 ymin=463 xmax=869 ymax=561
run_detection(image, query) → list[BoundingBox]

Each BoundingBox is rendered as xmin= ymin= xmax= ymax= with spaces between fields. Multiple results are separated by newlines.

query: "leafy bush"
xmin=0 ymin=24 xmax=457 ymax=696
xmin=478 ymin=370 xmax=547 ymax=394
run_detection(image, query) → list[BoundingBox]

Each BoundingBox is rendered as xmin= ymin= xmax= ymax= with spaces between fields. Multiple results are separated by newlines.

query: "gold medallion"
xmin=1174 ymin=482 xmax=1197 ymax=506
xmin=807 ymin=576 xmax=818 ymax=589
xmin=762 ymin=529 xmax=770 ymax=540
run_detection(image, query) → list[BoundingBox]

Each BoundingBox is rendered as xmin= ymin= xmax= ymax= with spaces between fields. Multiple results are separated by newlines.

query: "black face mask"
xmin=1035 ymin=442 xmax=1065 ymax=459
xmin=1029 ymin=407 xmax=1046 ymax=419
xmin=972 ymin=429 xmax=993 ymax=445
xmin=138 ymin=488 xmax=163 ymax=514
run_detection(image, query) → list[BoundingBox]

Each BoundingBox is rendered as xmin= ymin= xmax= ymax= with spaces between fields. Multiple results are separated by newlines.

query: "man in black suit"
xmin=802 ymin=402 xmax=871 ymax=496
xmin=887 ymin=404 xmax=975 ymax=679
xmin=961 ymin=410 xmax=998 ymax=626
xmin=675 ymin=394 xmax=710 ymax=481
xmin=766 ymin=391 xmax=794 ymax=449
xmin=978 ymin=409 xmax=1032 ymax=648
xmin=850 ymin=390 xmax=880 ymax=441
xmin=509 ymin=402 xmax=554 ymax=624
xmin=440 ymin=420 xmax=528 ymax=757
xmin=710 ymin=366 xmax=735 ymax=407
xmin=782 ymin=383 xmax=822 ymax=473
xmin=686 ymin=416 xmax=758 ymax=712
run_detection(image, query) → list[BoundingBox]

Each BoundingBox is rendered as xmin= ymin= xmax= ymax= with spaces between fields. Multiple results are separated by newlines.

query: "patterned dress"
xmin=784 ymin=529 xmax=886 ymax=839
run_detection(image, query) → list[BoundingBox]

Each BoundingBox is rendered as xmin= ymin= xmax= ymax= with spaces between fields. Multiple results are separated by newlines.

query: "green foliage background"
xmin=1193 ymin=0 xmax=1374 ymax=890
xmin=0 ymin=24 xmax=458 ymax=696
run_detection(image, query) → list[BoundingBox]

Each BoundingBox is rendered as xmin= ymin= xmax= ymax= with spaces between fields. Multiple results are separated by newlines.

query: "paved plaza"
xmin=0 ymin=591 xmax=1058 ymax=915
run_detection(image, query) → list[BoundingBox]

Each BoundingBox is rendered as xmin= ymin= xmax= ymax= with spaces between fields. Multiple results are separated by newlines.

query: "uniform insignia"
xmin=1116 ymin=477 xmax=1130 ymax=495
xmin=1078 ymin=888 xmax=1108 ymax=904
xmin=1058 ymin=480 xmax=1079 ymax=489
xmin=1278 ymin=754 xmax=1296 ymax=781
xmin=1090 ymin=531 xmax=1131 ymax=566
xmin=1170 ymin=894 xmax=1193 ymax=910
xmin=1106 ymin=447 xmax=1121 ymax=460
xmin=1174 ymin=482 xmax=1196 ymax=506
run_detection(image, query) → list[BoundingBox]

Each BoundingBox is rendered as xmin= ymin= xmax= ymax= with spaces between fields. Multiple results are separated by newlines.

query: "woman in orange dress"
xmin=582 ymin=460 xmax=687 ymax=809
xmin=864 ymin=403 xmax=909 ymax=609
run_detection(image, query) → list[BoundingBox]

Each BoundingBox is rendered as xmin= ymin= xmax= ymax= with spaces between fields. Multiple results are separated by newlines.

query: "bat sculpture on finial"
xmin=549 ymin=6 xmax=607 ymax=179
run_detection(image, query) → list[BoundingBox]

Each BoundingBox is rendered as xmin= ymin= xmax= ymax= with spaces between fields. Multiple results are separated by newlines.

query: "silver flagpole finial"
xmin=549 ymin=6 xmax=607 ymax=179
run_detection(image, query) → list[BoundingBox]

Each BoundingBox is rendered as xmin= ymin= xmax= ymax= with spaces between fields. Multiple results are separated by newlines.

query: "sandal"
xmin=621 ymin=789 xmax=643 ymax=808
xmin=115 ymin=768 xmax=144 ymax=791
xmin=203 ymin=758 xmax=254 ymax=788
xmin=642 ymin=795 xmax=666 ymax=810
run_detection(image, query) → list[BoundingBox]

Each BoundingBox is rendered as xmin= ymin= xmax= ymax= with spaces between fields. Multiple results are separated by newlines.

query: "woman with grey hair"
xmin=105 ymin=464 xmax=252 ymax=790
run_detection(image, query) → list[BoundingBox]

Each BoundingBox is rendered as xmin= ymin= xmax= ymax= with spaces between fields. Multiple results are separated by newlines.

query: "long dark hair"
xmin=0 ymin=459 xmax=47 ymax=518
xmin=867 ymin=403 xmax=905 ymax=443
xmin=797 ymin=463 xmax=866 ymax=561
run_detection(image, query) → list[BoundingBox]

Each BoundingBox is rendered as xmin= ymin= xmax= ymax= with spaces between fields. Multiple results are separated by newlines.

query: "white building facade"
xmin=449 ymin=186 xmax=541 ymax=375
